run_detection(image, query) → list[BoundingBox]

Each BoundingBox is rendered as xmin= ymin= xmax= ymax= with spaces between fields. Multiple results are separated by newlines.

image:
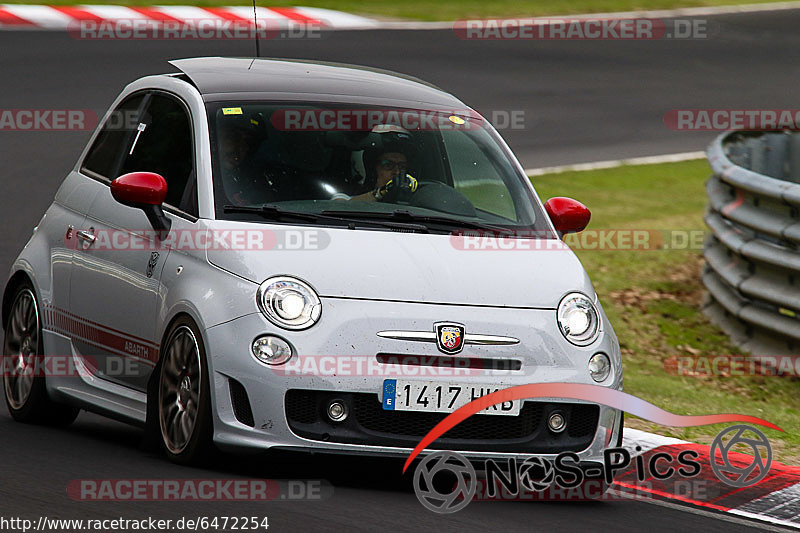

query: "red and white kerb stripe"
xmin=0 ymin=5 xmax=377 ymax=30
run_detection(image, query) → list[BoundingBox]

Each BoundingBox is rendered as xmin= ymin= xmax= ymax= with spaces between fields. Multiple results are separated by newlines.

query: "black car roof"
xmin=169 ymin=57 xmax=468 ymax=109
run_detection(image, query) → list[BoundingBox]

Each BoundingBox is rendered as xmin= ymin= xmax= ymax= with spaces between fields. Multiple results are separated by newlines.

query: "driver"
xmin=333 ymin=125 xmax=419 ymax=202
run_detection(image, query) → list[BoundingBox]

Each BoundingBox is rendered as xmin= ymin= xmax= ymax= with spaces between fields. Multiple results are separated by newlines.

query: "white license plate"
xmin=381 ymin=379 xmax=520 ymax=416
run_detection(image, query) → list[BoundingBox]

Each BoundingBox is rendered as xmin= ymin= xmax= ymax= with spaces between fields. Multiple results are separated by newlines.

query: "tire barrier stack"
xmin=704 ymin=131 xmax=800 ymax=355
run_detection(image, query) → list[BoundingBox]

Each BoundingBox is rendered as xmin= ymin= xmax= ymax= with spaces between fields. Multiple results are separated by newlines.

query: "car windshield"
xmin=208 ymin=102 xmax=552 ymax=234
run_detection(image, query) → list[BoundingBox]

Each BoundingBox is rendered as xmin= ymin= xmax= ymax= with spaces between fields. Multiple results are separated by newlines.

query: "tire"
xmin=157 ymin=316 xmax=214 ymax=465
xmin=3 ymin=282 xmax=79 ymax=426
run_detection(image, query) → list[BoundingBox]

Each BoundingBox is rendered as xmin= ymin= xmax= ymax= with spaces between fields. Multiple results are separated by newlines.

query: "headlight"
xmin=257 ymin=276 xmax=321 ymax=330
xmin=557 ymin=292 xmax=600 ymax=346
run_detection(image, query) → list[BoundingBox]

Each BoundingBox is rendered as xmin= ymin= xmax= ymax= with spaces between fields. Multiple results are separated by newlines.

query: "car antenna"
xmin=252 ymin=0 xmax=261 ymax=58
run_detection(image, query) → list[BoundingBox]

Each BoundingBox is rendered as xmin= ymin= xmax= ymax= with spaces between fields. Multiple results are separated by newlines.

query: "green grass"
xmin=1 ymin=0 xmax=790 ymax=20
xmin=532 ymin=160 xmax=800 ymax=464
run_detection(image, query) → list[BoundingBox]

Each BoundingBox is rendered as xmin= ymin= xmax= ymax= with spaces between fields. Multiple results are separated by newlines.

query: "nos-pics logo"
xmin=412 ymin=424 xmax=773 ymax=514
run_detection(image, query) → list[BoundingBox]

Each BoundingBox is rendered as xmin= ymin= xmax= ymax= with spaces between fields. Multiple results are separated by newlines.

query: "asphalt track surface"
xmin=2 ymin=9 xmax=800 ymax=531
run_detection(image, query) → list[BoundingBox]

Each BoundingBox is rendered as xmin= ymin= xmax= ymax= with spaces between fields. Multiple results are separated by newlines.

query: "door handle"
xmin=76 ymin=229 xmax=96 ymax=245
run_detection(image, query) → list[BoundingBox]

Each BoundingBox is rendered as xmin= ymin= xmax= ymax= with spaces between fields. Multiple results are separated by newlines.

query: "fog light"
xmin=548 ymin=411 xmax=567 ymax=433
xmin=251 ymin=335 xmax=293 ymax=365
xmin=327 ymin=400 xmax=348 ymax=422
xmin=588 ymin=353 xmax=611 ymax=382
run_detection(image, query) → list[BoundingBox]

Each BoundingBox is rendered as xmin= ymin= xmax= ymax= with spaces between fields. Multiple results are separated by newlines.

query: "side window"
xmin=119 ymin=93 xmax=197 ymax=217
xmin=82 ymin=94 xmax=146 ymax=179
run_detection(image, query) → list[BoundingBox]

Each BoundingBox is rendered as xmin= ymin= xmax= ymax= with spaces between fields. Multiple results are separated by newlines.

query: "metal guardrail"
xmin=704 ymin=131 xmax=800 ymax=355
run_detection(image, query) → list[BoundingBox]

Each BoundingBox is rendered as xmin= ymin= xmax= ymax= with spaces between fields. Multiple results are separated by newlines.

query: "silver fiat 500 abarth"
xmin=2 ymin=57 xmax=622 ymax=468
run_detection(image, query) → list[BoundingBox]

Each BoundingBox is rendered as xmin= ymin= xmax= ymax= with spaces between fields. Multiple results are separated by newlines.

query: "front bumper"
xmin=203 ymin=297 xmax=623 ymax=462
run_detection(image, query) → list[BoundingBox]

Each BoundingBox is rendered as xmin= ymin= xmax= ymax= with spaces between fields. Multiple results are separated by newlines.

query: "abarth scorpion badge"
xmin=435 ymin=322 xmax=466 ymax=354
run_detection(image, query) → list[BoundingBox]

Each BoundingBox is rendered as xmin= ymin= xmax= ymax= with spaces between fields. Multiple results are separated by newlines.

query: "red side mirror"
xmin=110 ymin=172 xmax=167 ymax=207
xmin=544 ymin=197 xmax=591 ymax=234
xmin=110 ymin=172 xmax=171 ymax=233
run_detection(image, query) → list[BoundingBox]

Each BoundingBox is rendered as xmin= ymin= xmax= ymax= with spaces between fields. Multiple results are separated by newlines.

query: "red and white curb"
xmin=5 ymin=1 xmax=800 ymax=31
xmin=0 ymin=5 xmax=378 ymax=30
xmin=621 ymin=428 xmax=800 ymax=529
xmin=6 ymin=1 xmax=800 ymax=31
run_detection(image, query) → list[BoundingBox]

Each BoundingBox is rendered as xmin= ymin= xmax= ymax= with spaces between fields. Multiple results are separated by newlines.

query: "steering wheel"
xmin=409 ymin=181 xmax=477 ymax=217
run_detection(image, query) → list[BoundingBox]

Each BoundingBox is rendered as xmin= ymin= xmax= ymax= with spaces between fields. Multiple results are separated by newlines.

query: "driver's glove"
xmin=374 ymin=173 xmax=419 ymax=202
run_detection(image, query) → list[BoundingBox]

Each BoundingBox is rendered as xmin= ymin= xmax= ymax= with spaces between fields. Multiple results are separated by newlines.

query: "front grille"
xmin=286 ymin=389 xmax=317 ymax=424
xmin=285 ymin=389 xmax=599 ymax=453
xmin=568 ymin=404 xmax=599 ymax=438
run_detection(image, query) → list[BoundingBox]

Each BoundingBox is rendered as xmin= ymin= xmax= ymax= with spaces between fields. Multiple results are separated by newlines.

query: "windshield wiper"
xmin=223 ymin=205 xmax=429 ymax=232
xmin=320 ymin=209 xmax=520 ymax=236
xmin=224 ymin=205 xmax=324 ymax=223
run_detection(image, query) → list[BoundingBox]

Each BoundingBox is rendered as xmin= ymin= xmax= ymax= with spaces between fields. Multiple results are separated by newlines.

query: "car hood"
xmin=204 ymin=222 xmax=595 ymax=308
